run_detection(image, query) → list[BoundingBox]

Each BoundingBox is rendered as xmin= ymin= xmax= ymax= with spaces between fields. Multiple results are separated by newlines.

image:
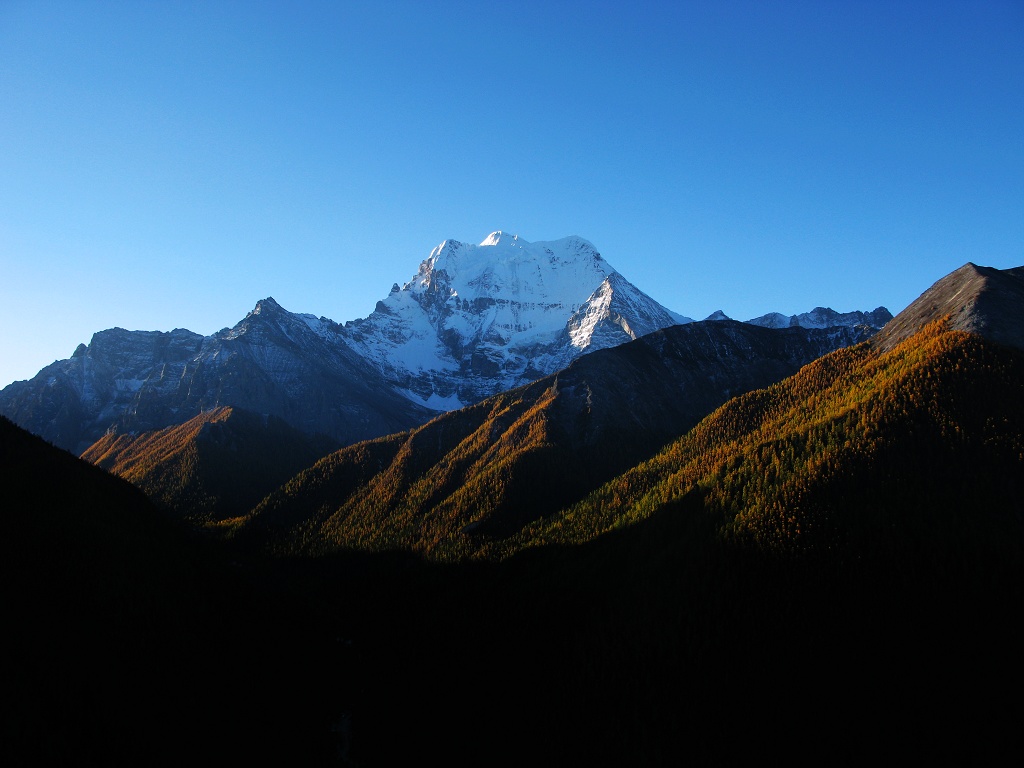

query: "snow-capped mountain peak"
xmin=343 ymin=232 xmax=687 ymax=408
xmin=412 ymin=233 xmax=609 ymax=299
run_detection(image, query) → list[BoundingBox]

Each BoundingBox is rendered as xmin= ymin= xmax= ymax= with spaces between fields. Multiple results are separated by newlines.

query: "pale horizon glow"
xmin=1 ymin=1 xmax=1021 ymax=387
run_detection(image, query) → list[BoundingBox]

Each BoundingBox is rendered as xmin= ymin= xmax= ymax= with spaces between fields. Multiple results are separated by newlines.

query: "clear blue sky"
xmin=2 ymin=0 xmax=1022 ymax=388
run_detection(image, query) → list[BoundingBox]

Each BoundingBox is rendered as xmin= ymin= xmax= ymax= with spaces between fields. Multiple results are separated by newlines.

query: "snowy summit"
xmin=342 ymin=232 xmax=691 ymax=409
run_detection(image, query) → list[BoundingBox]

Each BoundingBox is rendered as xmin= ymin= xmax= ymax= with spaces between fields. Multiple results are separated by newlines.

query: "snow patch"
xmin=396 ymin=387 xmax=464 ymax=411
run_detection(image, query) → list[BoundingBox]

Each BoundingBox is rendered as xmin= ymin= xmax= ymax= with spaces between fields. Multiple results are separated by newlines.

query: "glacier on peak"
xmin=414 ymin=233 xmax=606 ymax=296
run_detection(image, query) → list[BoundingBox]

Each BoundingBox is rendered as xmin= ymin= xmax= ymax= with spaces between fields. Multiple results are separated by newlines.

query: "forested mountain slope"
xmin=242 ymin=320 xmax=871 ymax=558
xmin=81 ymin=406 xmax=337 ymax=523
xmin=507 ymin=317 xmax=1024 ymax=568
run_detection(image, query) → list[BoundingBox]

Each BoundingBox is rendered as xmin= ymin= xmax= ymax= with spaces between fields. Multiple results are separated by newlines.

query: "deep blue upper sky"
xmin=2 ymin=0 xmax=1022 ymax=387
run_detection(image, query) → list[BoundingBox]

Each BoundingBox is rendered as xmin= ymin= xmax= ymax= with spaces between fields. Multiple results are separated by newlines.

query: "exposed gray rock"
xmin=872 ymin=263 xmax=1024 ymax=353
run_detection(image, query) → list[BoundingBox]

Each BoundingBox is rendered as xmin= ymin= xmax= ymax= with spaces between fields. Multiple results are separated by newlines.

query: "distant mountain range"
xmin=0 ymin=232 xmax=890 ymax=454
xmin=742 ymin=305 xmax=893 ymax=329
xmin=0 ymin=299 xmax=435 ymax=454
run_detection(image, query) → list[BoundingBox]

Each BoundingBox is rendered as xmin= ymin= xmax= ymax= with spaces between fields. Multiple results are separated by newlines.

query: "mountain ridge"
xmin=236 ymin=261 xmax=1021 ymax=562
xmin=0 ymin=232 xmax=891 ymax=454
xmin=0 ymin=303 xmax=433 ymax=454
xmin=746 ymin=305 xmax=892 ymax=330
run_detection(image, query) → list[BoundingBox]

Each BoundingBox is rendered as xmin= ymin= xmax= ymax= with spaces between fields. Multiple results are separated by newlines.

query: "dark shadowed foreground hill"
xmin=267 ymin=316 xmax=1024 ymax=766
xmin=240 ymin=263 xmax=1024 ymax=764
xmin=0 ymin=416 xmax=349 ymax=765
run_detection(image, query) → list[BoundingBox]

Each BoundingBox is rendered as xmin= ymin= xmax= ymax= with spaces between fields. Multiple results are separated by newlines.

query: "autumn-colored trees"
xmin=239 ymin=316 xmax=1024 ymax=573
xmin=506 ymin=318 xmax=1024 ymax=568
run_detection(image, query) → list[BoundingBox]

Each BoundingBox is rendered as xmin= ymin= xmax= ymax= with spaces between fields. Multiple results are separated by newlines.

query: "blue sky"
xmin=1 ymin=0 xmax=1022 ymax=388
